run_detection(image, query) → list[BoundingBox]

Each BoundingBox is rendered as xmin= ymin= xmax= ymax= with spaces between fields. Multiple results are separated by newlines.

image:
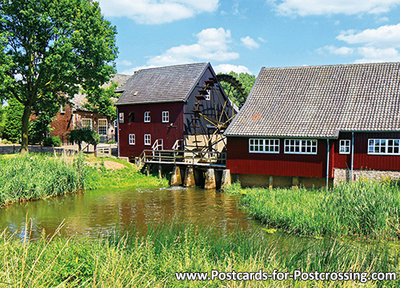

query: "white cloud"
xmin=214 ymin=64 xmax=251 ymax=74
xmin=355 ymin=47 xmax=400 ymax=63
xmin=118 ymin=60 xmax=133 ymax=67
xmin=240 ymin=36 xmax=260 ymax=49
xmin=318 ymin=45 xmax=354 ymax=55
xmin=147 ymin=28 xmax=239 ymax=66
xmin=271 ymin=0 xmax=400 ymax=16
xmin=322 ymin=23 xmax=400 ymax=63
xmin=98 ymin=0 xmax=219 ymax=24
xmin=337 ymin=24 xmax=400 ymax=48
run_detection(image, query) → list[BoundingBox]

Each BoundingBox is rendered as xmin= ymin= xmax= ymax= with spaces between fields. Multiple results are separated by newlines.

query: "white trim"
xmin=129 ymin=134 xmax=135 ymax=145
xmin=144 ymin=134 xmax=151 ymax=146
xmin=162 ymin=111 xmax=169 ymax=123
xmin=248 ymin=138 xmax=279 ymax=154
xmin=81 ymin=118 xmax=93 ymax=129
xmin=144 ymin=111 xmax=151 ymax=123
xmin=339 ymin=139 xmax=351 ymax=154
xmin=284 ymin=139 xmax=318 ymax=155
xmin=368 ymin=139 xmax=400 ymax=155
xmin=60 ymin=105 xmax=65 ymax=114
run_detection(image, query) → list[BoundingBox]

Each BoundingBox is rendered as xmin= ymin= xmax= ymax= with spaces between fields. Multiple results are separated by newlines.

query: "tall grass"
xmin=0 ymin=154 xmax=87 ymax=206
xmin=0 ymin=221 xmax=398 ymax=287
xmin=225 ymin=180 xmax=400 ymax=240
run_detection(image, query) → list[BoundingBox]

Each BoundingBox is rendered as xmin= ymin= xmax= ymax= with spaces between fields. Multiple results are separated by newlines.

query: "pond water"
xmin=0 ymin=186 xmax=263 ymax=239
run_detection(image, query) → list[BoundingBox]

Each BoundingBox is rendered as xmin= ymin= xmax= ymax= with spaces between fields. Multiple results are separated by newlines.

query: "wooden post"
xmin=158 ymin=164 xmax=162 ymax=179
xmin=184 ymin=166 xmax=196 ymax=187
xmin=204 ymin=168 xmax=216 ymax=189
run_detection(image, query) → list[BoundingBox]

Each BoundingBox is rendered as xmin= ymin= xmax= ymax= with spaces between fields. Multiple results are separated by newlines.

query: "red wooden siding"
xmin=118 ymin=102 xmax=184 ymax=158
xmin=226 ymin=137 xmax=334 ymax=178
xmin=334 ymin=132 xmax=400 ymax=171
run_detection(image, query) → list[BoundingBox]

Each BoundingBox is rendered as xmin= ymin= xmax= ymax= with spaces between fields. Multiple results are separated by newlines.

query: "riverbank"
xmin=1 ymin=222 xmax=398 ymax=287
xmin=0 ymin=154 xmax=167 ymax=206
xmin=225 ymin=180 xmax=400 ymax=241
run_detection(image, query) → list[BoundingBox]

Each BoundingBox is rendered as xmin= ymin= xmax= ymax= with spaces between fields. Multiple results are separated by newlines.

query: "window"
xmin=128 ymin=112 xmax=135 ymax=123
xmin=81 ymin=118 xmax=92 ymax=129
xmin=144 ymin=111 xmax=151 ymax=123
xmin=205 ymin=90 xmax=211 ymax=100
xmin=119 ymin=112 xmax=124 ymax=123
xmin=98 ymin=119 xmax=108 ymax=136
xmin=162 ymin=111 xmax=169 ymax=123
xmin=249 ymin=138 xmax=280 ymax=153
xmin=339 ymin=140 xmax=351 ymax=154
xmin=284 ymin=139 xmax=317 ymax=154
xmin=368 ymin=139 xmax=400 ymax=155
xmin=144 ymin=134 xmax=151 ymax=146
xmin=129 ymin=134 xmax=135 ymax=145
xmin=60 ymin=105 xmax=65 ymax=114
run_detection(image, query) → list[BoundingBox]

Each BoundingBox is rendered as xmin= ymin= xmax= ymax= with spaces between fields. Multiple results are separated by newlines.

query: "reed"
xmin=0 ymin=221 xmax=398 ymax=287
xmin=225 ymin=180 xmax=400 ymax=240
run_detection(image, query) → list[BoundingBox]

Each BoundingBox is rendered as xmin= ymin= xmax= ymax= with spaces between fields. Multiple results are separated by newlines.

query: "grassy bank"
xmin=0 ymin=222 xmax=398 ymax=287
xmin=225 ymin=180 xmax=400 ymax=240
xmin=0 ymin=154 xmax=168 ymax=206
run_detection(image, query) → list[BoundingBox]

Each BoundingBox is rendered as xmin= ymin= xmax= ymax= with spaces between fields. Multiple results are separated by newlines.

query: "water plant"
xmin=225 ymin=180 xmax=400 ymax=240
xmin=0 ymin=221 xmax=397 ymax=287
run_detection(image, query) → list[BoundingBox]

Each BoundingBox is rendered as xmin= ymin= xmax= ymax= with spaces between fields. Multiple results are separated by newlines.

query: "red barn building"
xmin=115 ymin=63 xmax=235 ymax=158
xmin=225 ymin=62 xmax=400 ymax=187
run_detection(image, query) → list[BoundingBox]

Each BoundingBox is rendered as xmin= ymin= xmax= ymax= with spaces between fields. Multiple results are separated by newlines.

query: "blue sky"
xmin=98 ymin=0 xmax=400 ymax=76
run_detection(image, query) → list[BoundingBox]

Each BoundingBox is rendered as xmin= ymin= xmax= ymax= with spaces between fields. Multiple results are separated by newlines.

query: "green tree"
xmin=219 ymin=72 xmax=256 ymax=108
xmin=3 ymin=98 xmax=24 ymax=143
xmin=0 ymin=0 xmax=118 ymax=152
xmin=0 ymin=102 xmax=5 ymax=138
xmin=84 ymin=82 xmax=118 ymax=119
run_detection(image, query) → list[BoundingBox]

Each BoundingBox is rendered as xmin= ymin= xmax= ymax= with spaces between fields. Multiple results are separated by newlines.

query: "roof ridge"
xmin=261 ymin=62 xmax=400 ymax=71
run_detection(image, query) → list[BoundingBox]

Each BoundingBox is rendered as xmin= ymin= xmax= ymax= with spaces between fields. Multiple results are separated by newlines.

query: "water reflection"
xmin=0 ymin=187 xmax=259 ymax=238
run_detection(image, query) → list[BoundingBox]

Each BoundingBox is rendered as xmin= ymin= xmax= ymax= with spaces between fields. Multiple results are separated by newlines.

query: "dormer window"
xmin=144 ymin=111 xmax=151 ymax=122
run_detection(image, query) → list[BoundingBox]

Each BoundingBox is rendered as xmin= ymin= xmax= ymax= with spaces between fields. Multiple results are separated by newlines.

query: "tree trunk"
xmin=20 ymin=105 xmax=31 ymax=153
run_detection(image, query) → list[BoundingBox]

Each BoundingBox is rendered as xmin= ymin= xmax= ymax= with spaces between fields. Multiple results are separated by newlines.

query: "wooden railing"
xmin=137 ymin=149 xmax=226 ymax=168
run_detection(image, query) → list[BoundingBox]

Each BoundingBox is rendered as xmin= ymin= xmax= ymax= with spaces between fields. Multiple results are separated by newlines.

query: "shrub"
xmin=43 ymin=135 xmax=62 ymax=147
xmin=67 ymin=128 xmax=100 ymax=151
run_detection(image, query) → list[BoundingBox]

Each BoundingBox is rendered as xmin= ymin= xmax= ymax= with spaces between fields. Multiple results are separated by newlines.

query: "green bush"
xmin=67 ymin=128 xmax=100 ymax=150
xmin=43 ymin=135 xmax=62 ymax=147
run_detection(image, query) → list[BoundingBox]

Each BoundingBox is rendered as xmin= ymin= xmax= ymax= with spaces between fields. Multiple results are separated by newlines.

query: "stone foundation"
xmin=334 ymin=168 xmax=400 ymax=185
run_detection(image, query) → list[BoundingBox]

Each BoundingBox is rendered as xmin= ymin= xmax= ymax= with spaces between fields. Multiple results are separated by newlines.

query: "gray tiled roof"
xmin=72 ymin=74 xmax=131 ymax=111
xmin=115 ymin=63 xmax=209 ymax=105
xmin=225 ymin=62 xmax=400 ymax=138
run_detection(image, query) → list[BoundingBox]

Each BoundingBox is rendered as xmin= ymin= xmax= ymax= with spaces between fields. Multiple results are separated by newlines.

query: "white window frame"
xmin=144 ymin=111 xmax=151 ymax=123
xmin=249 ymin=138 xmax=280 ymax=154
xmin=368 ymin=139 xmax=400 ymax=155
xmin=81 ymin=118 xmax=93 ymax=129
xmin=144 ymin=134 xmax=151 ymax=146
xmin=119 ymin=112 xmax=124 ymax=123
xmin=98 ymin=119 xmax=108 ymax=136
xmin=60 ymin=105 xmax=65 ymax=114
xmin=162 ymin=111 xmax=169 ymax=123
xmin=339 ymin=139 xmax=351 ymax=154
xmin=284 ymin=139 xmax=318 ymax=155
xmin=129 ymin=134 xmax=135 ymax=145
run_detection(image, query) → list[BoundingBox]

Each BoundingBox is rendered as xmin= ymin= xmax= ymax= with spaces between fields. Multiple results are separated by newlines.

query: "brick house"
xmin=225 ymin=62 xmax=400 ymax=187
xmin=50 ymin=74 xmax=130 ymax=143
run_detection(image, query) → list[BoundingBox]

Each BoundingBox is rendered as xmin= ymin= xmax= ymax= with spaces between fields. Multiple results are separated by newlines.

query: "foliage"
xmin=0 ymin=154 xmax=87 ymax=206
xmin=225 ymin=180 xmax=400 ymax=240
xmin=67 ymin=128 xmax=100 ymax=150
xmin=0 ymin=0 xmax=118 ymax=152
xmin=219 ymin=71 xmax=256 ymax=107
xmin=0 ymin=222 xmax=398 ymax=287
xmin=43 ymin=135 xmax=62 ymax=147
xmin=2 ymin=98 xmax=23 ymax=143
xmin=83 ymin=82 xmax=119 ymax=119
xmin=0 ymin=101 xmax=5 ymax=138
